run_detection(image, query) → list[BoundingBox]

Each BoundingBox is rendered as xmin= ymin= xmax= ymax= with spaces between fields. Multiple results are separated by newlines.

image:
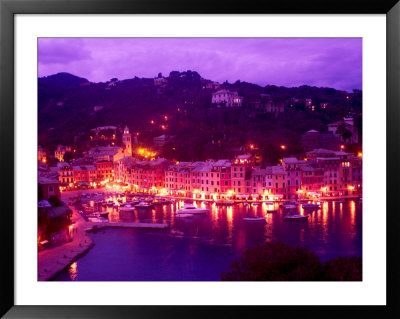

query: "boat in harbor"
xmin=119 ymin=204 xmax=135 ymax=212
xmin=88 ymin=217 xmax=108 ymax=223
xmin=135 ymin=201 xmax=154 ymax=208
xmin=215 ymin=200 xmax=235 ymax=206
xmin=302 ymin=203 xmax=320 ymax=209
xmin=284 ymin=213 xmax=309 ymax=221
xmin=243 ymin=217 xmax=266 ymax=221
xmin=282 ymin=204 xmax=297 ymax=209
xmin=176 ymin=204 xmax=208 ymax=214
xmin=175 ymin=213 xmax=194 ymax=218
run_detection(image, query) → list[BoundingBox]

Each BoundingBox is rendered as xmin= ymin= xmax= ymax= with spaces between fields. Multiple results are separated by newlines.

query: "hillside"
xmin=38 ymin=71 xmax=362 ymax=164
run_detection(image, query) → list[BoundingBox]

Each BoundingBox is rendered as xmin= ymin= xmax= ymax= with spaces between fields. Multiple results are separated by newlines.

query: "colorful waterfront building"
xmin=72 ymin=165 xmax=97 ymax=184
xmin=95 ymin=160 xmax=114 ymax=181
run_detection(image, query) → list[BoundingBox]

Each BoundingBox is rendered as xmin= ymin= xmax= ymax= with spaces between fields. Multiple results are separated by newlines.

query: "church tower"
xmin=122 ymin=126 xmax=132 ymax=156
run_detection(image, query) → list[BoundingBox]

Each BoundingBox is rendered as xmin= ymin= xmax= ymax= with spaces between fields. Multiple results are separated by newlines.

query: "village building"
xmin=54 ymin=145 xmax=71 ymax=162
xmin=211 ymin=89 xmax=243 ymax=107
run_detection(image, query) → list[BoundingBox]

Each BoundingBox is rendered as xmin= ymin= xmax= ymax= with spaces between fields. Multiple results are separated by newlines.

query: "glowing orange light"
xmin=348 ymin=185 xmax=355 ymax=191
xmin=357 ymin=152 xmax=362 ymax=158
xmin=249 ymin=144 xmax=254 ymax=149
xmin=161 ymin=125 xmax=166 ymax=130
xmin=42 ymin=158 xmax=46 ymax=163
xmin=340 ymin=145 xmax=345 ymax=150
xmin=280 ymin=145 xmax=286 ymax=150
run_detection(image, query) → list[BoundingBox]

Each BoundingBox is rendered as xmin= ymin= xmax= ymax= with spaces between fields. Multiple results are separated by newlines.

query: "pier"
xmin=85 ymin=222 xmax=170 ymax=233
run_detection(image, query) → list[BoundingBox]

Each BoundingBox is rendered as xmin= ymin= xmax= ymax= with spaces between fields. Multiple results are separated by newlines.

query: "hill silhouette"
xmin=38 ymin=71 xmax=362 ymax=164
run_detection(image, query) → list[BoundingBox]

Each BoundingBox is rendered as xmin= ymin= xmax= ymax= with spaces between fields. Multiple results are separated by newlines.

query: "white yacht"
xmin=284 ymin=214 xmax=309 ymax=221
xmin=135 ymin=201 xmax=154 ymax=208
xmin=175 ymin=213 xmax=194 ymax=218
xmin=176 ymin=204 xmax=208 ymax=214
xmin=243 ymin=217 xmax=266 ymax=222
xmin=119 ymin=204 xmax=135 ymax=212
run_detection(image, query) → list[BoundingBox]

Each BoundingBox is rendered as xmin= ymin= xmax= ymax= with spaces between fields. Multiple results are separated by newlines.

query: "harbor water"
xmin=54 ymin=192 xmax=362 ymax=281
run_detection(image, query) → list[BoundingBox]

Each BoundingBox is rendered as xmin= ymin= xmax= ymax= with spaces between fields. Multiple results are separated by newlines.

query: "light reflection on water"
xmin=81 ymin=195 xmax=361 ymax=253
xmin=64 ymin=192 xmax=362 ymax=281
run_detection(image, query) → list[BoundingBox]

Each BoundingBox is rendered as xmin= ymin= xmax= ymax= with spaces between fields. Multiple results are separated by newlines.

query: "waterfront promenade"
xmin=38 ymin=190 xmax=170 ymax=281
xmin=38 ymin=209 xmax=94 ymax=281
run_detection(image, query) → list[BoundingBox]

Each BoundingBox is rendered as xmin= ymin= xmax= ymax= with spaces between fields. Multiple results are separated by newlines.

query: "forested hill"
xmin=38 ymin=71 xmax=362 ymax=164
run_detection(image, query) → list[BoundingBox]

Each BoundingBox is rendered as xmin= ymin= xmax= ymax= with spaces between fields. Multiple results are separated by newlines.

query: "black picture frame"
xmin=1 ymin=0 xmax=399 ymax=318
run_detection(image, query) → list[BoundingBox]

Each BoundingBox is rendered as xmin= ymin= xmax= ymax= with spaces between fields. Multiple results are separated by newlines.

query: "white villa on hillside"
xmin=211 ymin=89 xmax=243 ymax=107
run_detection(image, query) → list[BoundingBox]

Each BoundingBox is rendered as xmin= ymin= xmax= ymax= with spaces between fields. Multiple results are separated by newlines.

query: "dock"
xmin=85 ymin=222 xmax=170 ymax=232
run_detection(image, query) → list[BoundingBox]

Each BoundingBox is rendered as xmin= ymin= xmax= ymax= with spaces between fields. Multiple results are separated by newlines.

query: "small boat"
xmin=243 ymin=217 xmax=266 ymax=222
xmin=88 ymin=217 xmax=108 ymax=223
xmin=176 ymin=204 xmax=208 ymax=214
xmin=99 ymin=211 xmax=109 ymax=217
xmin=267 ymin=209 xmax=278 ymax=214
xmin=119 ymin=205 xmax=135 ymax=212
xmin=302 ymin=203 xmax=320 ymax=209
xmin=135 ymin=201 xmax=154 ymax=208
xmin=283 ymin=204 xmax=297 ymax=209
xmin=175 ymin=213 xmax=194 ymax=218
xmin=215 ymin=200 xmax=235 ymax=206
xmin=284 ymin=214 xmax=309 ymax=221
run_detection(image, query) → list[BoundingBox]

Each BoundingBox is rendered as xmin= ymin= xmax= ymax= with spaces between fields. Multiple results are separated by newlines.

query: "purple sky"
xmin=38 ymin=38 xmax=362 ymax=91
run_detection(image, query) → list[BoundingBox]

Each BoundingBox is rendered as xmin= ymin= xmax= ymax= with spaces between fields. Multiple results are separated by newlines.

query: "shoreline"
xmin=38 ymin=210 xmax=95 ymax=281
xmin=38 ymin=203 xmax=170 ymax=281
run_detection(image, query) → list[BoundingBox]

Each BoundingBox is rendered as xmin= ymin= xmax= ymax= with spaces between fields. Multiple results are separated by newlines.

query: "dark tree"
xmin=48 ymin=195 xmax=63 ymax=207
xmin=323 ymin=256 xmax=362 ymax=281
xmin=221 ymin=242 xmax=323 ymax=281
xmin=63 ymin=151 xmax=74 ymax=163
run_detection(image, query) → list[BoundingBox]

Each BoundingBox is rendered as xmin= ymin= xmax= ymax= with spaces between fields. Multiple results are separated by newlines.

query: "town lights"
xmin=161 ymin=125 xmax=166 ymax=130
xmin=348 ymin=185 xmax=355 ymax=191
xmin=340 ymin=145 xmax=345 ymax=150
xmin=164 ymin=116 xmax=168 ymax=120
xmin=357 ymin=152 xmax=362 ymax=158
xmin=150 ymin=120 xmax=155 ymax=124
xmin=280 ymin=145 xmax=286 ymax=150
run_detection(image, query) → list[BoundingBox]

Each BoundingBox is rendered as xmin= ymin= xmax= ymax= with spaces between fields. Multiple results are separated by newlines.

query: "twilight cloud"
xmin=38 ymin=38 xmax=362 ymax=91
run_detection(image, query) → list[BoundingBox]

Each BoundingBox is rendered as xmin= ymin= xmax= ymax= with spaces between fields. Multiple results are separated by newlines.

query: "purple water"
xmin=53 ymin=198 xmax=362 ymax=281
